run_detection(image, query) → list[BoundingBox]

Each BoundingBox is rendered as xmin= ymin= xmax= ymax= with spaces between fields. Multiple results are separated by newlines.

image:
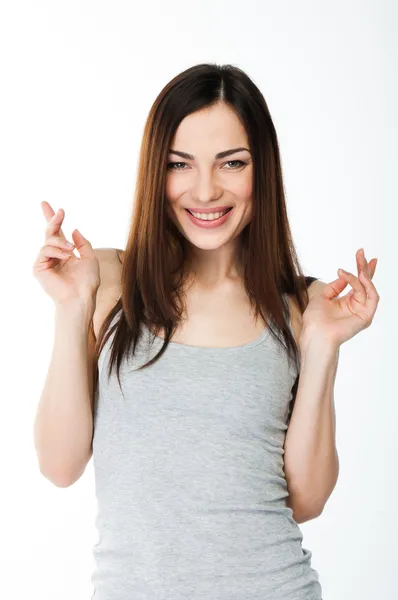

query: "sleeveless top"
xmin=91 ymin=277 xmax=323 ymax=600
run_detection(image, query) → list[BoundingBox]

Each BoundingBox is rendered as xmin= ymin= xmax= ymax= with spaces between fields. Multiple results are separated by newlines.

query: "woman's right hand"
xmin=32 ymin=201 xmax=101 ymax=306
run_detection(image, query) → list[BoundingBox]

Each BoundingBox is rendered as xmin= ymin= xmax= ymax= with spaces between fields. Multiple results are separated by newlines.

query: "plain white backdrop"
xmin=0 ymin=1 xmax=395 ymax=598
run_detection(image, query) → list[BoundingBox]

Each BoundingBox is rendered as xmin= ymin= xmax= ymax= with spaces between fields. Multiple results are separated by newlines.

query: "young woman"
xmin=33 ymin=63 xmax=379 ymax=600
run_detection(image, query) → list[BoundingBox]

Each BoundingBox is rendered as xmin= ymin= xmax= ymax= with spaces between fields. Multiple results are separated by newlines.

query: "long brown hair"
xmin=92 ymin=62 xmax=316 ymax=402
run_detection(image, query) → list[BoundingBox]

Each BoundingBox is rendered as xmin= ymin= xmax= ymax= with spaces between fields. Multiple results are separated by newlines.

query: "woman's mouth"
xmin=185 ymin=207 xmax=233 ymax=229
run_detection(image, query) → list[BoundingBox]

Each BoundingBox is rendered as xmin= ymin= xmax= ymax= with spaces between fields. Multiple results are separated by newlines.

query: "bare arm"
xmin=33 ymin=298 xmax=96 ymax=487
xmin=284 ymin=280 xmax=340 ymax=519
xmin=284 ymin=341 xmax=339 ymax=519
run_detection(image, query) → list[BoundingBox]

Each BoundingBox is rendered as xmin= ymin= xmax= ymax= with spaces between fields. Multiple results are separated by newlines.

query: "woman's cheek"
xmin=233 ymin=175 xmax=252 ymax=200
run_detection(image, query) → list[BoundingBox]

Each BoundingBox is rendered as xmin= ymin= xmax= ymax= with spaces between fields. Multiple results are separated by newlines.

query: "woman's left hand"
xmin=301 ymin=248 xmax=380 ymax=348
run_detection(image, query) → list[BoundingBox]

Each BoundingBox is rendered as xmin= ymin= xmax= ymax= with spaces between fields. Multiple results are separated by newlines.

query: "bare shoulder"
xmin=286 ymin=279 xmax=327 ymax=345
xmin=91 ymin=248 xmax=124 ymax=339
xmin=306 ymin=278 xmax=327 ymax=298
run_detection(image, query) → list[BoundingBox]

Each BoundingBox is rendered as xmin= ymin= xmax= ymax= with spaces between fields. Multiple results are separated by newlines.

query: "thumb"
xmin=71 ymin=228 xmax=94 ymax=258
xmin=323 ymin=275 xmax=349 ymax=300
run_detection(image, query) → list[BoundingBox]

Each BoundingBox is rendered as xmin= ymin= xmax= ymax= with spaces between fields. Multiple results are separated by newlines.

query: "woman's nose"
xmin=191 ymin=172 xmax=222 ymax=204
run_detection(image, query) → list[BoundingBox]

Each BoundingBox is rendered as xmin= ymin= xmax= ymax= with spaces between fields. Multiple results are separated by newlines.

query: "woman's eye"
xmin=225 ymin=160 xmax=245 ymax=169
xmin=167 ymin=160 xmax=246 ymax=171
xmin=167 ymin=162 xmax=187 ymax=170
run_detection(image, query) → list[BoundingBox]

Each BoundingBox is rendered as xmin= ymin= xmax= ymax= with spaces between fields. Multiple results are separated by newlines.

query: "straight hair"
xmin=92 ymin=63 xmax=316 ymax=412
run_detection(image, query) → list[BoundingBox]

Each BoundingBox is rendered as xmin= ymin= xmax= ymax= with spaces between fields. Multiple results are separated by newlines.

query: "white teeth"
xmin=189 ymin=209 xmax=229 ymax=221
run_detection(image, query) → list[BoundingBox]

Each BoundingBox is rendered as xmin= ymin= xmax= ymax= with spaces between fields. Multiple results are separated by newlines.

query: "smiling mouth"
xmin=185 ymin=207 xmax=233 ymax=221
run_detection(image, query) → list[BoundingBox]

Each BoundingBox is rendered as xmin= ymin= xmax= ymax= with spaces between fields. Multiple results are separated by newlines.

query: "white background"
xmin=0 ymin=1 xmax=395 ymax=598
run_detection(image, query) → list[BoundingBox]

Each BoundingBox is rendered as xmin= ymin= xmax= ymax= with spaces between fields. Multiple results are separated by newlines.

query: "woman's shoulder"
xmin=93 ymin=247 xmax=123 ymax=291
xmin=285 ymin=276 xmax=322 ymax=344
xmin=91 ymin=248 xmax=124 ymax=339
xmin=304 ymin=275 xmax=319 ymax=287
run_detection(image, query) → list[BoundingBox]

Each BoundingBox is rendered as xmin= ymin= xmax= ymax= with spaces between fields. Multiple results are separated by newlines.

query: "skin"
xmin=165 ymin=101 xmax=253 ymax=288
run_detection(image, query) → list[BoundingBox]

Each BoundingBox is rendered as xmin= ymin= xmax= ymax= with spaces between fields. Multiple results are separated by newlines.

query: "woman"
xmin=33 ymin=63 xmax=379 ymax=599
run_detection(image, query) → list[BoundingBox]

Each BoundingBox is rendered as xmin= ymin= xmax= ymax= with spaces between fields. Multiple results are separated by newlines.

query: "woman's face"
xmin=165 ymin=102 xmax=253 ymax=251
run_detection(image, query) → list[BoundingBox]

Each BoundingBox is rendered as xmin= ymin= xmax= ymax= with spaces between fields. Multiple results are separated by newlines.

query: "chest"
xmin=95 ymin=282 xmax=301 ymax=350
xmin=155 ymin=281 xmax=270 ymax=347
xmin=154 ymin=283 xmax=300 ymax=349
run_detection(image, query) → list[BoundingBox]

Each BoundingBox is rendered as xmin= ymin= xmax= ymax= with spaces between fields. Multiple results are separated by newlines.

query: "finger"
xmin=45 ymin=234 xmax=75 ymax=251
xmin=41 ymin=201 xmax=61 ymax=225
xmin=37 ymin=244 xmax=74 ymax=263
xmin=337 ymin=269 xmax=367 ymax=303
xmin=323 ymin=275 xmax=350 ymax=300
xmin=356 ymin=248 xmax=378 ymax=280
xmin=69 ymin=228 xmax=94 ymax=258
xmin=41 ymin=202 xmax=66 ymax=240
xmin=358 ymin=269 xmax=380 ymax=306
xmin=368 ymin=257 xmax=378 ymax=277
xmin=356 ymin=248 xmax=371 ymax=279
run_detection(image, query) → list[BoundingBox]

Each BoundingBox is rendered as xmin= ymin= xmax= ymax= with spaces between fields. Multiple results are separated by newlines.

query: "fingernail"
xmin=65 ymin=242 xmax=74 ymax=248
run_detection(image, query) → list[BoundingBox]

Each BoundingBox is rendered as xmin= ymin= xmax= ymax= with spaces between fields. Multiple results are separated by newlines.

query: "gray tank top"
xmin=91 ymin=287 xmax=323 ymax=599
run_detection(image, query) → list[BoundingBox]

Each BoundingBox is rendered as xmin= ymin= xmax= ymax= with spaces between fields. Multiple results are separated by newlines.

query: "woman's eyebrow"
xmin=168 ymin=147 xmax=251 ymax=160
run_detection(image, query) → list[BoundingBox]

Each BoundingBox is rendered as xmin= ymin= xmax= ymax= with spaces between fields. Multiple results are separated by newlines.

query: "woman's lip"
xmin=184 ymin=206 xmax=233 ymax=214
xmin=185 ymin=207 xmax=234 ymax=228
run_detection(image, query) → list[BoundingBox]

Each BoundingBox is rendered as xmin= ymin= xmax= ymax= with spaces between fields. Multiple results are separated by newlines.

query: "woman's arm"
xmin=284 ymin=280 xmax=340 ymax=521
xmin=284 ymin=338 xmax=339 ymax=521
